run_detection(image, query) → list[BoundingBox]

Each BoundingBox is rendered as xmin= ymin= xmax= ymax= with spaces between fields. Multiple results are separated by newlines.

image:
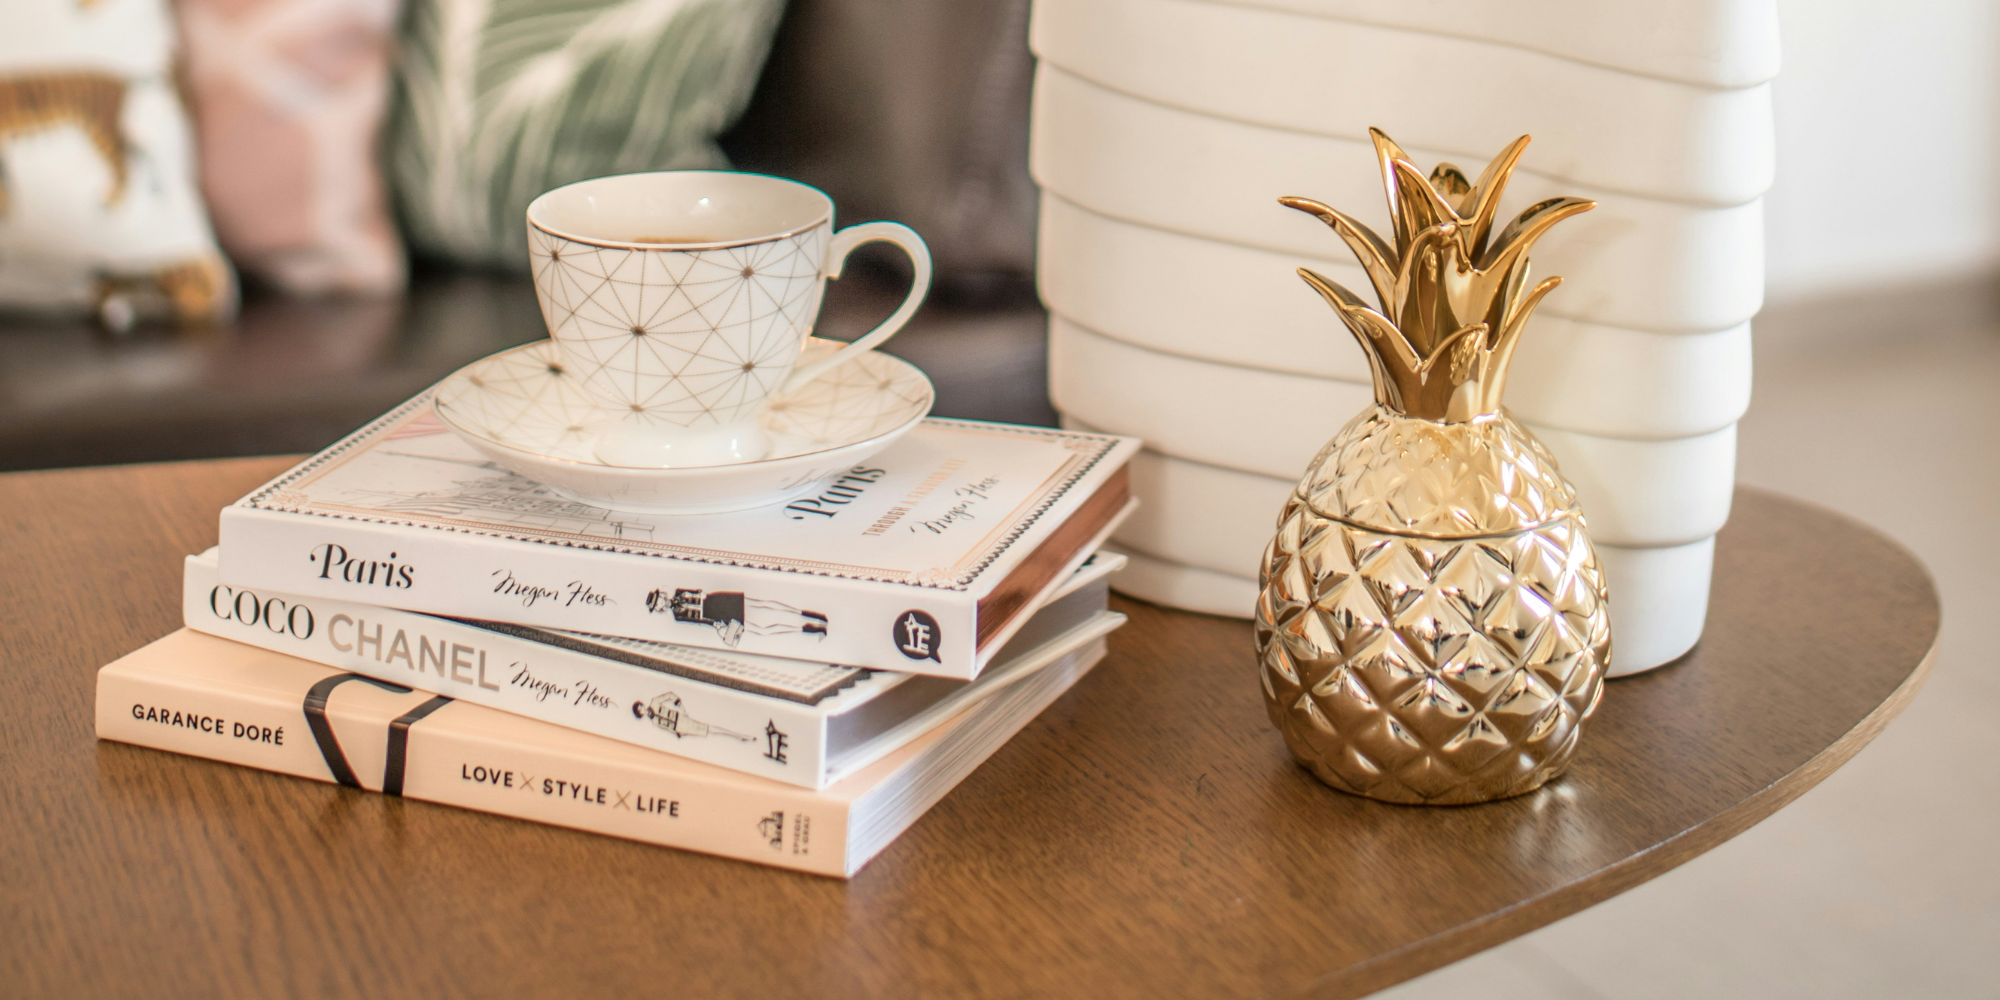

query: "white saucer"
xmin=433 ymin=338 xmax=934 ymax=514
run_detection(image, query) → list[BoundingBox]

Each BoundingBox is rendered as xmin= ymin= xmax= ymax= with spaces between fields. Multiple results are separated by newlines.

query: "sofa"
xmin=0 ymin=0 xmax=1050 ymax=473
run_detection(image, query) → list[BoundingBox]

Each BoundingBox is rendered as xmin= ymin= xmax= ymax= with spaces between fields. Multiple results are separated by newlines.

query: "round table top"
xmin=1 ymin=459 xmax=1938 ymax=1000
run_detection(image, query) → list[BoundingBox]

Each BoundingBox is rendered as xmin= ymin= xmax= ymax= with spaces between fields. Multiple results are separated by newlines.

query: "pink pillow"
xmin=175 ymin=0 xmax=404 ymax=295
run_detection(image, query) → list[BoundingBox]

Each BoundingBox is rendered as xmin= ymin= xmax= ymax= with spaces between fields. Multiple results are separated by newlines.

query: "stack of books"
xmin=95 ymin=396 xmax=1139 ymax=876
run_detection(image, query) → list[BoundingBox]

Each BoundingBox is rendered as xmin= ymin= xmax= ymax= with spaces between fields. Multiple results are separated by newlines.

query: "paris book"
xmin=96 ymin=627 xmax=1109 ymax=878
xmin=216 ymin=396 xmax=1137 ymax=680
xmin=184 ymin=546 xmax=1125 ymax=788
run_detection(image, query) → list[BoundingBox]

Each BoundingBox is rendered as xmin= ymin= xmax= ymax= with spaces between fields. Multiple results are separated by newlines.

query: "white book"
xmin=97 ymin=629 xmax=1107 ymax=877
xmin=184 ymin=548 xmax=1125 ymax=788
xmin=218 ymin=397 xmax=1138 ymax=679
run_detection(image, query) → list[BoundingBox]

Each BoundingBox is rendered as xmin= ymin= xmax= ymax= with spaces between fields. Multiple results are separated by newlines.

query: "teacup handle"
xmin=781 ymin=221 xmax=933 ymax=394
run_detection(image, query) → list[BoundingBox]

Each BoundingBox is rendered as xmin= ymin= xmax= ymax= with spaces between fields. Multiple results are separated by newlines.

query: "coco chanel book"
xmin=217 ymin=397 xmax=1138 ymax=679
xmin=96 ymin=628 xmax=1108 ymax=877
xmin=184 ymin=547 xmax=1125 ymax=788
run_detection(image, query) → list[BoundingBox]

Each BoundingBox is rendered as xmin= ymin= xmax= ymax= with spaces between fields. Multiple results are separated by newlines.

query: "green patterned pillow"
xmin=388 ymin=0 xmax=785 ymax=268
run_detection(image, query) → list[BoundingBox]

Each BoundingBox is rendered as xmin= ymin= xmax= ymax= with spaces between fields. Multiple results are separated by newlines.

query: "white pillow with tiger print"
xmin=0 ymin=0 xmax=236 ymax=327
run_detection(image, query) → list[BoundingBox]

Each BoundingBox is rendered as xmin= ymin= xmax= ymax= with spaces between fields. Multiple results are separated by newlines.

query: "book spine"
xmin=95 ymin=656 xmax=849 ymax=877
xmin=218 ymin=505 xmax=984 ymax=678
xmin=182 ymin=556 xmax=835 ymax=787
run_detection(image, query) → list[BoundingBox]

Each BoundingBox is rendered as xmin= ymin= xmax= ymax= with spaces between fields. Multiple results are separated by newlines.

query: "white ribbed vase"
xmin=1028 ymin=0 xmax=1774 ymax=673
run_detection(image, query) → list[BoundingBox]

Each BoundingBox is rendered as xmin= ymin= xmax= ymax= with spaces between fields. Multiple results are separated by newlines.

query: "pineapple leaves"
xmin=1288 ymin=129 xmax=1592 ymax=420
xmin=1297 ymin=267 xmax=1420 ymax=372
xmin=1392 ymin=222 xmax=1455 ymax=348
xmin=1482 ymin=196 xmax=1596 ymax=276
xmin=1428 ymin=163 xmax=1475 ymax=216
xmin=1484 ymin=276 xmax=1564 ymax=405
xmin=1389 ymin=159 xmax=1459 ymax=253
xmin=1464 ymin=134 xmax=1533 ymax=260
xmin=1490 ymin=257 xmax=1531 ymax=348
xmin=1415 ymin=322 xmax=1490 ymax=386
xmin=1368 ymin=127 xmax=1418 ymax=253
xmin=1277 ymin=196 xmax=1398 ymax=315
xmin=1298 ymin=266 xmax=1417 ymax=411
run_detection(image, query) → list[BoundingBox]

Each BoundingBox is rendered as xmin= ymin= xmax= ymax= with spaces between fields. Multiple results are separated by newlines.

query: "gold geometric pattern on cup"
xmin=447 ymin=346 xmax=602 ymax=461
xmin=528 ymin=225 xmax=829 ymax=429
xmin=769 ymin=342 xmax=935 ymax=448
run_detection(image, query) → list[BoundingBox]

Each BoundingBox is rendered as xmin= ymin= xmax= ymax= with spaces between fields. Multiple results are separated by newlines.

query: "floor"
xmin=1373 ymin=301 xmax=2000 ymax=998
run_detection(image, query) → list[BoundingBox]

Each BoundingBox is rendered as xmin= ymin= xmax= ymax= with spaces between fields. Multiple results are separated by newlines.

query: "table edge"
xmin=1292 ymin=611 xmax=1942 ymax=1000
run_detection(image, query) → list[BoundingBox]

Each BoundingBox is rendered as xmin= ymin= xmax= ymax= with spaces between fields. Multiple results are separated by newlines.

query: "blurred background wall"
xmin=1766 ymin=0 xmax=2000 ymax=301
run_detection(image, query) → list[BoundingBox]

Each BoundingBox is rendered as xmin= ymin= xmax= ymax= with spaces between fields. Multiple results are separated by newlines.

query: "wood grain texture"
xmin=0 ymin=460 xmax=1937 ymax=1000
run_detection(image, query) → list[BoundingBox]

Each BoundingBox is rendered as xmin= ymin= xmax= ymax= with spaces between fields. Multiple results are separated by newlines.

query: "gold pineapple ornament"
xmin=1255 ymin=129 xmax=1612 ymax=805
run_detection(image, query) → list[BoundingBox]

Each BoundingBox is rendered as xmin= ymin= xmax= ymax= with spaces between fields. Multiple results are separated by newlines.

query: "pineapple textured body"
xmin=1256 ymin=406 xmax=1610 ymax=804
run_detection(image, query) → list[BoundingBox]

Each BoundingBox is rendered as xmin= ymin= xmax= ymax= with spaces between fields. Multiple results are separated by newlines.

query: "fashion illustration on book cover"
xmin=633 ymin=692 xmax=755 ymax=741
xmin=648 ymin=588 xmax=830 ymax=647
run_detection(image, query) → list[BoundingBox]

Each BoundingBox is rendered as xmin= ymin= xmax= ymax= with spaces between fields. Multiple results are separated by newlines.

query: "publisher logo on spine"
xmin=893 ymin=610 xmax=941 ymax=662
xmin=755 ymin=810 xmax=809 ymax=855
xmin=763 ymin=721 xmax=789 ymax=764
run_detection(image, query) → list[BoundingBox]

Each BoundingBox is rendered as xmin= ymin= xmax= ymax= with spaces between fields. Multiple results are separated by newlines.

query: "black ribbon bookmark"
xmin=302 ymin=674 xmax=414 ymax=788
xmin=383 ymin=696 xmax=454 ymax=797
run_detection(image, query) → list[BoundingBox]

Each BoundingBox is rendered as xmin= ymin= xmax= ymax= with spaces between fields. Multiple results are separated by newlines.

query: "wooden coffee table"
xmin=1 ymin=458 xmax=1937 ymax=999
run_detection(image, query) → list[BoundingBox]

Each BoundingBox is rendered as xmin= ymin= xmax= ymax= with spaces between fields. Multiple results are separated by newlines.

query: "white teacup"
xmin=525 ymin=171 xmax=932 ymax=467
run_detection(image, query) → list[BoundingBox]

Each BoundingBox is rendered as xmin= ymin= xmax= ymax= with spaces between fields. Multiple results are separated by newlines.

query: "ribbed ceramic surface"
xmin=1256 ymin=413 xmax=1611 ymax=804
